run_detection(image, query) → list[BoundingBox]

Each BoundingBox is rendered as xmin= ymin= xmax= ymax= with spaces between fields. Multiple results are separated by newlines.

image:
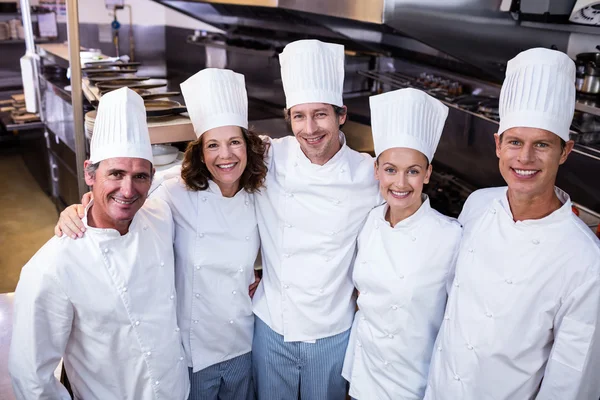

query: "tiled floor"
xmin=0 ymin=150 xmax=57 ymax=399
xmin=0 ymin=152 xmax=57 ymax=294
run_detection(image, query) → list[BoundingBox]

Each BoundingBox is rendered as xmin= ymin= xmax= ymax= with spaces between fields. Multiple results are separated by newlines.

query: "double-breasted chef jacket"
xmin=342 ymin=196 xmax=462 ymax=399
xmin=252 ymin=133 xmax=381 ymax=342
xmin=9 ymin=198 xmax=190 ymax=400
xmin=153 ymin=178 xmax=259 ymax=372
xmin=425 ymin=187 xmax=600 ymax=400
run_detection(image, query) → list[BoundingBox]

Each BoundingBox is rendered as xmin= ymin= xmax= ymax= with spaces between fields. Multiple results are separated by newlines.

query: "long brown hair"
xmin=180 ymin=128 xmax=267 ymax=193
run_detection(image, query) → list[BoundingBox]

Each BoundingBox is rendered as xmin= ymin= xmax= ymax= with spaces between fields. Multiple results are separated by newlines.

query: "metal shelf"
xmin=186 ymin=37 xmax=276 ymax=58
xmin=0 ymin=38 xmax=55 ymax=44
xmin=5 ymin=121 xmax=44 ymax=131
xmin=357 ymin=69 xmax=600 ymax=163
xmin=520 ymin=21 xmax=600 ymax=36
xmin=575 ymin=100 xmax=600 ymax=117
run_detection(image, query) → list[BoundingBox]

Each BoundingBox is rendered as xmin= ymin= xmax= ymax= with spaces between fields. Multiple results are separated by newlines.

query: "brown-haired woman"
xmin=152 ymin=69 xmax=266 ymax=400
xmin=56 ymin=68 xmax=267 ymax=400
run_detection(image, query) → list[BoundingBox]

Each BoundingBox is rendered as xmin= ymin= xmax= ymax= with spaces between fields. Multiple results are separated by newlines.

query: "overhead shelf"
xmin=520 ymin=21 xmax=600 ymax=35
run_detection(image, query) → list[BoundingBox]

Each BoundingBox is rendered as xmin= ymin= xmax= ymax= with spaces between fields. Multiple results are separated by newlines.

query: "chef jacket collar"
xmin=82 ymin=199 xmax=141 ymax=237
xmin=497 ymin=186 xmax=572 ymax=227
xmin=379 ymin=194 xmax=431 ymax=229
xmin=206 ymin=179 xmax=247 ymax=199
xmin=295 ymin=131 xmax=349 ymax=169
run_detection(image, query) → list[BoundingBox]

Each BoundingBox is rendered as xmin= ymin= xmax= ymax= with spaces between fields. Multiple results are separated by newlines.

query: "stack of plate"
xmin=0 ymin=22 xmax=9 ymax=41
xmin=84 ymin=110 xmax=96 ymax=139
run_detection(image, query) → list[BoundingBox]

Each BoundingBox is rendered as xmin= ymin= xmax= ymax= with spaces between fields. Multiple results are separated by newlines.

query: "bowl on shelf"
xmin=152 ymin=144 xmax=179 ymax=166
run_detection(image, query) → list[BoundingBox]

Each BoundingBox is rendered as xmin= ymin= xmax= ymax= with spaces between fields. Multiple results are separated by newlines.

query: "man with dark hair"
xmin=252 ymin=39 xmax=381 ymax=400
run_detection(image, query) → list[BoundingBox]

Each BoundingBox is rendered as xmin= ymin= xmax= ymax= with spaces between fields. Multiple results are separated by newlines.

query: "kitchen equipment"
xmin=582 ymin=63 xmax=600 ymax=94
xmin=144 ymin=100 xmax=187 ymax=117
xmin=520 ymin=0 xmax=577 ymax=22
xmin=8 ymin=18 xmax=19 ymax=39
xmin=83 ymin=68 xmax=138 ymax=76
xmin=140 ymin=92 xmax=180 ymax=100
xmin=0 ymin=2 xmax=18 ymax=13
xmin=570 ymin=130 xmax=600 ymax=144
xmin=84 ymin=111 xmax=95 ymax=139
xmin=96 ymin=81 xmax=167 ymax=93
xmin=0 ymin=22 xmax=9 ymax=41
xmin=151 ymin=144 xmax=179 ymax=166
xmin=88 ymin=76 xmax=150 ymax=84
xmin=575 ymin=52 xmax=600 ymax=94
xmin=83 ymin=61 xmax=141 ymax=68
xmin=20 ymin=54 xmax=37 ymax=113
xmin=79 ymin=49 xmax=103 ymax=61
xmin=570 ymin=0 xmax=600 ymax=25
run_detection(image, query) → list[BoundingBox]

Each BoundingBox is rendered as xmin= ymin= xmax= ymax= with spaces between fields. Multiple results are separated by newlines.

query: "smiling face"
xmin=289 ymin=103 xmax=346 ymax=165
xmin=375 ymin=147 xmax=432 ymax=222
xmin=201 ymin=125 xmax=247 ymax=197
xmin=495 ymin=127 xmax=573 ymax=199
xmin=84 ymin=157 xmax=153 ymax=234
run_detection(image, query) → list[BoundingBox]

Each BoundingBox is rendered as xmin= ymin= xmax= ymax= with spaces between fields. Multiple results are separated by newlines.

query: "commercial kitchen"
xmin=1 ymin=0 xmax=600 ymax=399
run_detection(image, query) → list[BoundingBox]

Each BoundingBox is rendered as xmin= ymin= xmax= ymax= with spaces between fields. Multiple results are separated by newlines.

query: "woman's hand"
xmin=54 ymin=192 xmax=93 ymax=239
xmin=248 ymin=270 xmax=261 ymax=299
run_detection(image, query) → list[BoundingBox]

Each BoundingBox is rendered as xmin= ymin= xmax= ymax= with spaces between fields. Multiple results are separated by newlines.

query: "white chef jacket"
xmin=425 ymin=187 xmax=600 ymax=400
xmin=152 ymin=178 xmax=259 ymax=372
xmin=342 ymin=197 xmax=461 ymax=400
xmin=252 ymin=133 xmax=381 ymax=342
xmin=9 ymin=198 xmax=189 ymax=400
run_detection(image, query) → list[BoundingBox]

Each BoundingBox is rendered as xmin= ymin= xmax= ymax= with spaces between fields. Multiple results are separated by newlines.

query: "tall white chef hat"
xmin=498 ymin=48 xmax=575 ymax=142
xmin=90 ymin=87 xmax=152 ymax=164
xmin=370 ymin=88 xmax=449 ymax=162
xmin=279 ymin=39 xmax=345 ymax=109
xmin=181 ymin=68 xmax=248 ymax=138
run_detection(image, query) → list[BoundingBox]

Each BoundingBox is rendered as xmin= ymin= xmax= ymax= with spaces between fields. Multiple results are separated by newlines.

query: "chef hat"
xmin=370 ymin=88 xmax=449 ymax=162
xmin=498 ymin=48 xmax=575 ymax=142
xmin=90 ymin=87 xmax=152 ymax=164
xmin=279 ymin=39 xmax=345 ymax=109
xmin=181 ymin=68 xmax=248 ymax=138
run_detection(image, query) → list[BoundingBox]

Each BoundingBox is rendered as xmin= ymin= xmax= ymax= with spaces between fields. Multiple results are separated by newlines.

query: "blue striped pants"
xmin=188 ymin=352 xmax=254 ymax=400
xmin=252 ymin=316 xmax=350 ymax=400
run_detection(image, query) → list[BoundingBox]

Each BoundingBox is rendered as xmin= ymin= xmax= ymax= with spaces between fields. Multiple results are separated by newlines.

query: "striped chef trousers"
xmin=188 ymin=352 xmax=254 ymax=400
xmin=252 ymin=316 xmax=350 ymax=400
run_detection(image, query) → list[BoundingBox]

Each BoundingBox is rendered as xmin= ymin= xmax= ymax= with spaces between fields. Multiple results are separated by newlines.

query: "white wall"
xmin=77 ymin=0 xmax=218 ymax=30
xmin=78 ymin=0 xmax=165 ymax=26
xmin=165 ymin=7 xmax=220 ymax=31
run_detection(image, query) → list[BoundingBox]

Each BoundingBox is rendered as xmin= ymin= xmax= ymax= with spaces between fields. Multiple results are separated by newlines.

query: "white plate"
xmin=155 ymin=151 xmax=184 ymax=172
xmin=152 ymin=144 xmax=179 ymax=166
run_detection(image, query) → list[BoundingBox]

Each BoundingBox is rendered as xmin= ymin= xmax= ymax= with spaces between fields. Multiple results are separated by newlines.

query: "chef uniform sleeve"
xmin=536 ymin=273 xmax=600 ymax=400
xmin=8 ymin=263 xmax=73 ymax=400
xmin=445 ymin=228 xmax=462 ymax=296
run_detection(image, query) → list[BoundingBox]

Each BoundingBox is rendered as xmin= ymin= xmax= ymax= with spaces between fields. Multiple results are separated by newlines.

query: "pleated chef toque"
xmin=181 ymin=68 xmax=248 ymax=138
xmin=370 ymin=88 xmax=449 ymax=162
xmin=498 ymin=48 xmax=575 ymax=142
xmin=279 ymin=39 xmax=345 ymax=109
xmin=90 ymin=87 xmax=152 ymax=164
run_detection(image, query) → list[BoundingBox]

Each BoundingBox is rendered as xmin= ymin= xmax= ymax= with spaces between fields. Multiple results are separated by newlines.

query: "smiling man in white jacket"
xmin=8 ymin=88 xmax=189 ymax=400
xmin=425 ymin=48 xmax=600 ymax=400
xmin=251 ymin=39 xmax=381 ymax=399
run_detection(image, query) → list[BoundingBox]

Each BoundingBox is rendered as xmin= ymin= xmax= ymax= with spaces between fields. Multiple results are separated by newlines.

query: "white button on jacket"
xmin=253 ymin=134 xmax=381 ymax=342
xmin=153 ymin=178 xmax=259 ymax=372
xmin=342 ymin=197 xmax=462 ymax=400
xmin=425 ymin=187 xmax=600 ymax=400
xmin=9 ymin=199 xmax=189 ymax=400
